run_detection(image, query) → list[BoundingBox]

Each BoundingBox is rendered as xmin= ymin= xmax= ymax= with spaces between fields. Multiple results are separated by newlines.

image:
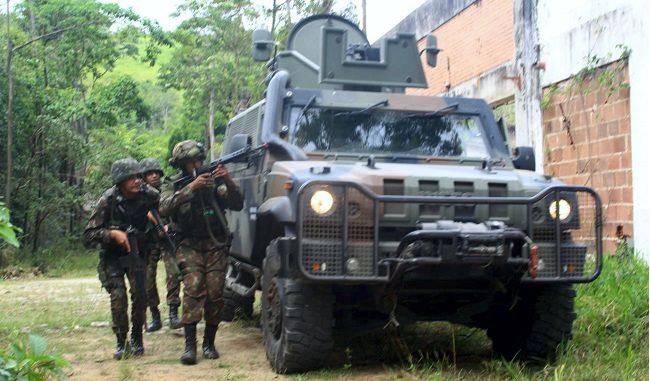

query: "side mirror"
xmin=512 ymin=146 xmax=535 ymax=171
xmin=223 ymin=134 xmax=252 ymax=160
xmin=424 ymin=35 xmax=441 ymax=67
xmin=252 ymin=29 xmax=275 ymax=62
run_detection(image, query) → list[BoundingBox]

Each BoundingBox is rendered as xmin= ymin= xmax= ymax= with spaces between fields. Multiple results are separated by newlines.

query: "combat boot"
xmin=130 ymin=325 xmax=145 ymax=356
xmin=169 ymin=304 xmax=182 ymax=329
xmin=146 ymin=306 xmax=162 ymax=332
xmin=202 ymin=324 xmax=220 ymax=359
xmin=113 ymin=333 xmax=127 ymax=360
xmin=180 ymin=324 xmax=197 ymax=365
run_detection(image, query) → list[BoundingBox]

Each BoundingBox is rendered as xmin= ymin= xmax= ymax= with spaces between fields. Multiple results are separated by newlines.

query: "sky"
xmin=102 ymin=0 xmax=428 ymax=42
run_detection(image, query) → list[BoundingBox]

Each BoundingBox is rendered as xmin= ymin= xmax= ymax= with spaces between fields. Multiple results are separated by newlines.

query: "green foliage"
xmin=569 ymin=44 xmax=631 ymax=100
xmin=85 ymin=125 xmax=173 ymax=195
xmin=0 ymin=0 xmax=172 ymax=258
xmin=0 ymin=202 xmax=21 ymax=249
xmin=0 ymin=334 xmax=68 ymax=381
xmin=160 ymin=0 xmax=266 ymax=137
xmin=88 ymin=76 xmax=150 ymax=128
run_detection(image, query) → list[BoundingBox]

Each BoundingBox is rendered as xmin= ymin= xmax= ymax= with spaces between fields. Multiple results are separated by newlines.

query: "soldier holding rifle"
xmin=160 ymin=140 xmax=243 ymax=365
xmin=83 ymin=158 xmax=159 ymax=360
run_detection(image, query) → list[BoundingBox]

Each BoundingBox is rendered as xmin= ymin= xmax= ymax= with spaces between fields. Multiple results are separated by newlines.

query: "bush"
xmin=0 ymin=334 xmax=68 ymax=381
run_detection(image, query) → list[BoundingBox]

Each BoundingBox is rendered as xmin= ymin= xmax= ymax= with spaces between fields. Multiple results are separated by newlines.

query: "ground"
xmin=0 ymin=275 xmax=490 ymax=381
xmin=0 ymin=256 xmax=647 ymax=381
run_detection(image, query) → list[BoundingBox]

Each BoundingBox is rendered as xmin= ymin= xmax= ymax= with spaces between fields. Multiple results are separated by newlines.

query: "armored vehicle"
xmin=219 ymin=14 xmax=602 ymax=374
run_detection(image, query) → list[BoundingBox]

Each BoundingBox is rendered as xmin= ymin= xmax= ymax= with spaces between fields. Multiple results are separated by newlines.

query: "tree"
xmin=161 ymin=0 xmax=266 ymax=158
xmin=1 ymin=0 xmax=170 ymax=253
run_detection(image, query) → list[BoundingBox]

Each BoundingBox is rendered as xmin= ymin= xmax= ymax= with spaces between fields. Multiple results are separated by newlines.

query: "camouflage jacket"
xmin=159 ymin=172 xmax=243 ymax=240
xmin=83 ymin=184 xmax=160 ymax=256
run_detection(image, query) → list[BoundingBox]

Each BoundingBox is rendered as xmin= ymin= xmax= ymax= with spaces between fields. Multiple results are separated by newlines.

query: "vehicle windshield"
xmin=289 ymin=106 xmax=492 ymax=159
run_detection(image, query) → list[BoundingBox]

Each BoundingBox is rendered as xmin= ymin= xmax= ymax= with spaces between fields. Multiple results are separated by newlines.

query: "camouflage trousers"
xmin=145 ymin=246 xmax=161 ymax=308
xmin=105 ymin=260 xmax=146 ymax=335
xmin=176 ymin=238 xmax=228 ymax=325
xmin=162 ymin=247 xmax=181 ymax=306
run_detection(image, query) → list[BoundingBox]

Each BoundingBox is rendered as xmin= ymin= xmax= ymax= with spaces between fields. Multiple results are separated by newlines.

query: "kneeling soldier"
xmin=160 ymin=140 xmax=243 ymax=365
xmin=84 ymin=158 xmax=159 ymax=359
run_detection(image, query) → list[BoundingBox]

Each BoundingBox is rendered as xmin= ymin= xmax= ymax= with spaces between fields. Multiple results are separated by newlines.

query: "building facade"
xmin=381 ymin=0 xmax=649 ymax=256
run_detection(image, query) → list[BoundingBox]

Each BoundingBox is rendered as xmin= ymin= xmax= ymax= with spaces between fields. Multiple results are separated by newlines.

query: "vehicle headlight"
xmin=310 ymin=190 xmax=335 ymax=215
xmin=549 ymin=199 xmax=571 ymax=221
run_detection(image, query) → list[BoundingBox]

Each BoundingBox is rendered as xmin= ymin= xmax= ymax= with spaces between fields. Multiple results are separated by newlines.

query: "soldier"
xmin=160 ymin=140 xmax=243 ymax=365
xmin=84 ymin=158 xmax=160 ymax=360
xmin=140 ymin=158 xmax=183 ymax=332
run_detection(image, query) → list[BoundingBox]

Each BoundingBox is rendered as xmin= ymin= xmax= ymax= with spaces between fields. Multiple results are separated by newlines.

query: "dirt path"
xmin=1 ymin=276 xmax=458 ymax=381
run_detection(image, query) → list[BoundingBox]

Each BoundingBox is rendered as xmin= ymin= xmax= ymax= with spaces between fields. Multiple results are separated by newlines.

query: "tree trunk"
xmin=207 ymin=88 xmax=216 ymax=161
xmin=5 ymin=0 xmax=14 ymax=208
xmin=285 ymin=0 xmax=291 ymax=26
xmin=271 ymin=0 xmax=278 ymax=36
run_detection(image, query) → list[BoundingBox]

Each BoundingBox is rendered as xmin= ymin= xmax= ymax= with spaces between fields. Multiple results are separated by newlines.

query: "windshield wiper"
xmin=398 ymin=103 xmax=460 ymax=120
xmin=333 ymin=99 xmax=389 ymax=118
xmin=294 ymin=94 xmax=317 ymax=128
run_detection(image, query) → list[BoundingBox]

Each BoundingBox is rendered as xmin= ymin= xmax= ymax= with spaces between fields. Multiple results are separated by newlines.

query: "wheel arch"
xmin=251 ymin=196 xmax=295 ymax=266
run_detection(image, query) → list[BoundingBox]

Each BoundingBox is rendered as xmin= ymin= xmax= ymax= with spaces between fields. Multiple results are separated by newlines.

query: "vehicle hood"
xmin=269 ymin=160 xmax=562 ymax=197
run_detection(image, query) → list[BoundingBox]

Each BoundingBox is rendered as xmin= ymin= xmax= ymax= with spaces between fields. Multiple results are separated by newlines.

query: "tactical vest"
xmin=104 ymin=186 xmax=156 ymax=254
xmin=176 ymin=187 xmax=229 ymax=240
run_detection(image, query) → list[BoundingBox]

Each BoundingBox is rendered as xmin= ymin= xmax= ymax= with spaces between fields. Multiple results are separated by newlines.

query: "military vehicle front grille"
xmin=488 ymin=183 xmax=508 ymax=217
xmin=454 ymin=181 xmax=475 ymax=219
xmin=300 ymin=185 xmax=375 ymax=277
xmin=384 ymin=179 xmax=404 ymax=215
xmin=523 ymin=190 xmax=600 ymax=280
xmin=419 ymin=180 xmax=440 ymax=216
xmin=297 ymin=182 xmax=602 ymax=282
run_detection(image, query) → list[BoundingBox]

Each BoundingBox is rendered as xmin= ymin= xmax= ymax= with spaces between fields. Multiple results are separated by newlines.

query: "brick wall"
xmin=410 ymin=0 xmax=514 ymax=96
xmin=543 ymin=61 xmax=632 ymax=253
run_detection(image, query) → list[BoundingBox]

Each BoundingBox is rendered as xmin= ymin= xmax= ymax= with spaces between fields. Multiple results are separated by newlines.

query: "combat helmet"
xmin=111 ymin=158 xmax=141 ymax=185
xmin=140 ymin=158 xmax=164 ymax=176
xmin=170 ymin=140 xmax=206 ymax=168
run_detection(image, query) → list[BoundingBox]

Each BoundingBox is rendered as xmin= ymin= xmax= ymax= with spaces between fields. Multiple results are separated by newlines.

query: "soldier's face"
xmin=144 ymin=171 xmax=161 ymax=187
xmin=119 ymin=175 xmax=142 ymax=198
xmin=183 ymin=158 xmax=203 ymax=173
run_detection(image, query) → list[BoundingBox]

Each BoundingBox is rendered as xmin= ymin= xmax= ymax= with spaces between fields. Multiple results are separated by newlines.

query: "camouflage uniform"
xmin=140 ymin=157 xmax=182 ymax=331
xmin=83 ymin=158 xmax=159 ymax=359
xmin=160 ymin=140 xmax=243 ymax=365
xmin=162 ymin=244 xmax=181 ymax=306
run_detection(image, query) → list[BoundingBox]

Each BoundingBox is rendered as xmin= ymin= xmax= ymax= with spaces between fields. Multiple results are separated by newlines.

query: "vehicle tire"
xmin=261 ymin=240 xmax=334 ymax=374
xmin=487 ymin=284 xmax=576 ymax=362
xmin=221 ymin=286 xmax=254 ymax=322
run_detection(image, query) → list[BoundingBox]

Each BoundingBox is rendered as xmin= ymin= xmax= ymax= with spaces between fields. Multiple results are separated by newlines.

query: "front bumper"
xmin=294 ymin=182 xmax=602 ymax=283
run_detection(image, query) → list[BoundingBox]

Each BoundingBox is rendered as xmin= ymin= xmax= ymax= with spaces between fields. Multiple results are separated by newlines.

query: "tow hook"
xmin=528 ymin=244 xmax=539 ymax=279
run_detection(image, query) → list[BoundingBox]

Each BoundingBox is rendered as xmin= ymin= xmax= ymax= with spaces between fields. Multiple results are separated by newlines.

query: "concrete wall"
xmin=380 ymin=0 xmax=478 ymax=41
xmin=538 ymin=0 xmax=649 ymax=257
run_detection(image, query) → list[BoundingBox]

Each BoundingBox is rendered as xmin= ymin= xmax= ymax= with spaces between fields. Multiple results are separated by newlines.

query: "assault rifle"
xmin=115 ymin=201 xmax=147 ymax=310
xmin=150 ymin=209 xmax=176 ymax=253
xmin=124 ymin=225 xmax=147 ymax=309
xmin=149 ymin=209 xmax=181 ymax=279
xmin=173 ymin=140 xmax=267 ymax=191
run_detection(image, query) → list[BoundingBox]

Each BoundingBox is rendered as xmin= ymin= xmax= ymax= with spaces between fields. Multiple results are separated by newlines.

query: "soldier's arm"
xmin=212 ymin=164 xmax=244 ymax=211
xmin=83 ymin=195 xmax=112 ymax=246
xmin=221 ymin=177 xmax=244 ymax=211
xmin=159 ymin=178 xmax=194 ymax=218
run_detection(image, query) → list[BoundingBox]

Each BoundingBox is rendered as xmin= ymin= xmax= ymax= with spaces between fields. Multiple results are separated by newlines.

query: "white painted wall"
xmin=538 ymin=0 xmax=650 ymax=260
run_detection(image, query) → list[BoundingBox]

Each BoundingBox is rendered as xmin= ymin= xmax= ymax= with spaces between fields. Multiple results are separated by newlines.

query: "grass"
xmin=0 ymin=253 xmax=647 ymax=380
xmin=100 ymin=37 xmax=173 ymax=84
xmin=10 ymin=239 xmax=98 ymax=278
